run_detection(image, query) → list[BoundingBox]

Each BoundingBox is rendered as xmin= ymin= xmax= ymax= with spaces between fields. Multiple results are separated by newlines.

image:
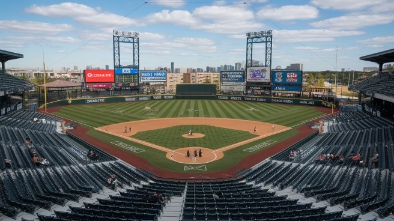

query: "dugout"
xmin=176 ymin=84 xmax=216 ymax=95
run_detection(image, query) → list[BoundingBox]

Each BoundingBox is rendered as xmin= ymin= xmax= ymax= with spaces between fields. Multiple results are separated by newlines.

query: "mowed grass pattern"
xmin=54 ymin=100 xmax=324 ymax=128
xmin=53 ymin=100 xmax=327 ymax=173
xmin=132 ymin=125 xmax=257 ymax=149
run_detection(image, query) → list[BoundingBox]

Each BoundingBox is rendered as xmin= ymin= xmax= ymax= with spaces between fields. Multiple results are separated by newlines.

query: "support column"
xmin=1 ymin=61 xmax=5 ymax=75
xmin=378 ymin=63 xmax=383 ymax=73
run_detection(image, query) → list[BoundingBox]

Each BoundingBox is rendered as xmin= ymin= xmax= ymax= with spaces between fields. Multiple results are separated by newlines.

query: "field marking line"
xmin=213 ymin=127 xmax=291 ymax=153
xmin=290 ymin=113 xmax=328 ymax=128
xmin=95 ymin=127 xmax=173 ymax=153
xmin=95 ymin=117 xmax=292 ymax=164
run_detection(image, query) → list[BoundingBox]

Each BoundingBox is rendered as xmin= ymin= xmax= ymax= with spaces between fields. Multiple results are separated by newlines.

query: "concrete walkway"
xmin=158 ymin=196 xmax=183 ymax=221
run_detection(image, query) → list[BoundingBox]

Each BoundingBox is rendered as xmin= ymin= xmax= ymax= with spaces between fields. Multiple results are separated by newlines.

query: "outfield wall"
xmin=45 ymin=95 xmax=323 ymax=108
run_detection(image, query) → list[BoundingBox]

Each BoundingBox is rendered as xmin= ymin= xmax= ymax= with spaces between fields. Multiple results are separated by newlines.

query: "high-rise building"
xmin=235 ymin=62 xmax=241 ymax=71
xmin=206 ymin=66 xmax=216 ymax=73
xmin=105 ymin=65 xmax=109 ymax=70
xmin=73 ymin=66 xmax=78 ymax=71
xmin=285 ymin=63 xmax=303 ymax=71
xmin=171 ymin=62 xmax=174 ymax=73
xmin=252 ymin=60 xmax=261 ymax=66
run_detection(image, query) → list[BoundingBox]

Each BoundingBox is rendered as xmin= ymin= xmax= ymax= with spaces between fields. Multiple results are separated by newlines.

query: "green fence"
xmin=176 ymin=84 xmax=216 ymax=95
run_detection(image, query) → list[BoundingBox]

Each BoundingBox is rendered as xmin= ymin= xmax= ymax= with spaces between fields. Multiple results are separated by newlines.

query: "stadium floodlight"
xmin=246 ymin=30 xmax=272 ymax=38
xmin=113 ymin=30 xmax=139 ymax=38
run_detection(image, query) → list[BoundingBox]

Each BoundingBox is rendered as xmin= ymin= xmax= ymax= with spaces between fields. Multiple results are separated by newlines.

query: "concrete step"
xmin=158 ymin=196 xmax=183 ymax=221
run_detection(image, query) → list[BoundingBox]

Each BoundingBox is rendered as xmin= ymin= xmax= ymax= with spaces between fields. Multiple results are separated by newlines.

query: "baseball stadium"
xmin=1 ymin=36 xmax=394 ymax=221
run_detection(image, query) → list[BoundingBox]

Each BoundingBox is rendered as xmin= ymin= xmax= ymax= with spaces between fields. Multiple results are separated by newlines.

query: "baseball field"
xmin=51 ymin=100 xmax=327 ymax=175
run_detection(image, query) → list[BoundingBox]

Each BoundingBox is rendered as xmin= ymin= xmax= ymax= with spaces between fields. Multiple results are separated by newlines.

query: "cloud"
xmin=370 ymin=1 xmax=394 ymax=13
xmin=26 ymin=2 xmax=140 ymax=27
xmin=294 ymin=46 xmax=357 ymax=52
xmin=145 ymin=6 xmax=264 ymax=35
xmin=310 ymin=14 xmax=394 ymax=30
xmin=0 ymin=20 xmax=73 ymax=34
xmin=193 ymin=5 xmax=254 ymax=22
xmin=141 ymin=50 xmax=171 ymax=55
xmin=356 ymin=36 xmax=394 ymax=45
xmin=257 ymin=5 xmax=319 ymax=20
xmin=148 ymin=0 xmax=185 ymax=8
xmin=228 ymin=34 xmax=246 ymax=39
xmin=194 ymin=21 xmax=265 ymax=35
xmin=311 ymin=0 xmax=386 ymax=10
xmin=75 ymin=13 xmax=140 ymax=27
xmin=26 ymin=2 xmax=97 ymax=17
xmin=142 ymin=37 xmax=217 ymax=53
xmin=275 ymin=29 xmax=364 ymax=42
xmin=144 ymin=10 xmax=199 ymax=26
xmin=191 ymin=5 xmax=264 ymax=35
xmin=0 ymin=40 xmax=25 ymax=48
xmin=143 ymin=5 xmax=267 ymax=36
xmin=173 ymin=37 xmax=214 ymax=45
xmin=80 ymin=29 xmax=113 ymax=41
xmin=43 ymin=36 xmax=80 ymax=43
xmin=82 ymin=44 xmax=110 ymax=51
xmin=140 ymin=32 xmax=166 ymax=40
xmin=294 ymin=46 xmax=320 ymax=50
xmin=366 ymin=45 xmax=384 ymax=48
xmin=226 ymin=48 xmax=245 ymax=55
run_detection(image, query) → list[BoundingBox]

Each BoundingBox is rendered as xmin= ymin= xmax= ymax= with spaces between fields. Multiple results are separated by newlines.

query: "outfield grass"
xmin=55 ymin=100 xmax=324 ymax=127
xmin=132 ymin=125 xmax=257 ymax=149
xmin=53 ymin=100 xmax=326 ymax=173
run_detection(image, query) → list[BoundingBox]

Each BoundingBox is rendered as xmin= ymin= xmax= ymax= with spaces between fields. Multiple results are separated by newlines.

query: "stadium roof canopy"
xmin=360 ymin=48 xmax=394 ymax=72
xmin=0 ymin=49 xmax=24 ymax=75
xmin=38 ymin=80 xmax=82 ymax=88
xmin=0 ymin=49 xmax=23 ymax=62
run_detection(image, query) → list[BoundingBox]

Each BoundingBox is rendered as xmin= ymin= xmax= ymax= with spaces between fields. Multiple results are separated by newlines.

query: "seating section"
xmin=1 ymin=107 xmax=394 ymax=220
xmin=349 ymin=72 xmax=394 ymax=97
xmin=0 ymin=74 xmax=34 ymax=96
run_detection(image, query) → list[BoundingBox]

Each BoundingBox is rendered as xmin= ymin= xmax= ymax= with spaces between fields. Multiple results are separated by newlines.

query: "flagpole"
xmin=42 ymin=44 xmax=47 ymax=112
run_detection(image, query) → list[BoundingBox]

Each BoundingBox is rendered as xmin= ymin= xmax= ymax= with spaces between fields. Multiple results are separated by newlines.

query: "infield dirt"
xmin=96 ymin=117 xmax=290 ymax=164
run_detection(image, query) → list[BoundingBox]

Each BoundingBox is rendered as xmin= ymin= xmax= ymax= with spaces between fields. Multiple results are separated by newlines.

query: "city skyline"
xmin=1 ymin=0 xmax=394 ymax=72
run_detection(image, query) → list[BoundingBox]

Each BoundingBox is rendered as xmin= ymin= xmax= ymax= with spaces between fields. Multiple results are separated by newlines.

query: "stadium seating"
xmin=1 ymin=104 xmax=394 ymax=221
xmin=349 ymin=72 xmax=394 ymax=97
xmin=0 ymin=74 xmax=33 ymax=93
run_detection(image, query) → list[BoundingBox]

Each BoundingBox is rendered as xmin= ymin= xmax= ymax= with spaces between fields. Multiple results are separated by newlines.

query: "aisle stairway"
xmin=158 ymin=196 xmax=184 ymax=221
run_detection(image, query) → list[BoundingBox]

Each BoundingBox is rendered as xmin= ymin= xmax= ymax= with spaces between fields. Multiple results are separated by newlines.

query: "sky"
xmin=1 ymin=0 xmax=394 ymax=72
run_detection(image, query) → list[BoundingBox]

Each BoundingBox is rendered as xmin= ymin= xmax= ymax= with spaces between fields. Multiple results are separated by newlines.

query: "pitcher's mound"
xmin=182 ymin=133 xmax=205 ymax=138
xmin=167 ymin=147 xmax=224 ymax=164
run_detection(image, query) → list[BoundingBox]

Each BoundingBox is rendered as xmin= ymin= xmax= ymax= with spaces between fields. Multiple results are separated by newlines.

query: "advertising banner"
xmin=138 ymin=96 xmax=151 ymax=101
xmin=246 ymin=67 xmax=270 ymax=82
xmin=85 ymin=98 xmax=106 ymax=104
xmin=271 ymin=86 xmax=302 ymax=91
xmin=140 ymin=70 xmax=167 ymax=82
xmin=221 ymin=85 xmax=245 ymax=92
xmin=220 ymin=71 xmax=245 ymax=83
xmin=272 ymin=70 xmax=303 ymax=84
xmin=115 ymin=82 xmax=138 ymax=87
xmin=84 ymin=70 xmax=114 ymax=83
xmin=115 ymin=67 xmax=139 ymax=74
xmin=86 ymin=83 xmax=113 ymax=89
